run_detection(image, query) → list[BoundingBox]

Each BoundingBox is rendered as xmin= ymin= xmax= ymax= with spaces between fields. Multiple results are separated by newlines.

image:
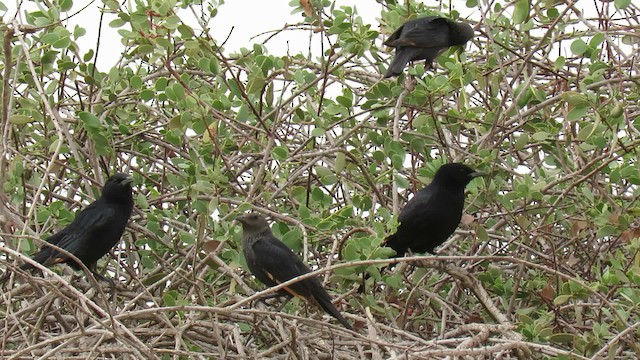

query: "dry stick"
xmin=390 ymin=77 xmax=413 ymax=215
xmin=365 ymin=307 xmax=384 ymax=360
xmin=226 ymin=254 xmax=615 ymax=319
xmin=590 ymin=321 xmax=640 ymax=360
xmin=442 ymin=265 xmax=531 ymax=359
xmin=208 ymin=254 xmax=254 ymax=295
xmin=0 ymin=246 xmax=156 ymax=359
xmin=260 ymin=53 xmax=357 ymax=123
xmin=494 ymin=75 xmax=640 ymax=144
xmin=0 ymin=27 xmax=19 ymax=199
xmin=490 ymin=337 xmax=592 ymax=359
xmin=4 ymin=232 xmax=116 ymax=316
xmin=477 ymin=0 xmax=576 ymax=150
xmin=390 ymin=343 xmax=525 ymax=360
xmin=487 ymin=0 xmax=570 ymax=145
xmin=229 ymin=254 xmax=629 ymax=356
xmin=12 ymin=27 xmax=76 ymax=235
xmin=451 ymin=325 xmax=491 ymax=355
xmin=10 ymin=329 xmax=118 ymax=360
xmin=246 ymin=136 xmax=276 ymax=202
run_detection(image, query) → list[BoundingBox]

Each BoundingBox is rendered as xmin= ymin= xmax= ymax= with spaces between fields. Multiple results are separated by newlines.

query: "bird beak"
xmin=235 ymin=215 xmax=247 ymax=224
xmin=122 ymin=175 xmax=134 ymax=185
xmin=470 ymin=171 xmax=486 ymax=178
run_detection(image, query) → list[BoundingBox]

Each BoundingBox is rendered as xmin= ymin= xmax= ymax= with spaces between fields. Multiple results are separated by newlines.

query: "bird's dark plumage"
xmin=1 ymin=173 xmax=134 ymax=284
xmin=384 ymin=16 xmax=474 ymax=78
xmin=384 ymin=163 xmax=484 ymax=256
xmin=238 ymin=213 xmax=353 ymax=330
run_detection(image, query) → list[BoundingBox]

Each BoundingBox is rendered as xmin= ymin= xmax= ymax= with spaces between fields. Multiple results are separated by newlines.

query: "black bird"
xmin=1 ymin=173 xmax=134 ymax=284
xmin=237 ymin=213 xmax=353 ymax=330
xmin=384 ymin=163 xmax=484 ymax=256
xmin=384 ymin=16 xmax=474 ymax=78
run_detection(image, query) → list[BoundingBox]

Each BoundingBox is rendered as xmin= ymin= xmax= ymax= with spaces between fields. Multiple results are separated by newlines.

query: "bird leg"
xmin=273 ymin=294 xmax=294 ymax=313
xmin=87 ymin=263 xmax=116 ymax=288
xmin=253 ymin=291 xmax=291 ymax=308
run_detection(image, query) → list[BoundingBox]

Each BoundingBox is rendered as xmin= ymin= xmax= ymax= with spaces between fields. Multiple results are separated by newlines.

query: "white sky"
xmin=3 ymin=1 xmax=620 ymax=72
xmin=2 ymin=0 xmax=382 ymax=70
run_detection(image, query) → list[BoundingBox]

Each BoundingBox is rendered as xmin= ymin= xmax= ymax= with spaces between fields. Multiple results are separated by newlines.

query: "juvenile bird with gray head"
xmin=237 ymin=213 xmax=353 ymax=330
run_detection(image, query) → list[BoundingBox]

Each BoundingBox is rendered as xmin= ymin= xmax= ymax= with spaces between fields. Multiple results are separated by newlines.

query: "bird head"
xmin=236 ymin=213 xmax=270 ymax=233
xmin=102 ymin=173 xmax=133 ymax=201
xmin=434 ymin=163 xmax=485 ymax=188
xmin=449 ymin=20 xmax=474 ymax=46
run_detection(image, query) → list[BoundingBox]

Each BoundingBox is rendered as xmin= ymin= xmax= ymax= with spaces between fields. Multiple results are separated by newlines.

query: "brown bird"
xmin=237 ymin=213 xmax=353 ymax=330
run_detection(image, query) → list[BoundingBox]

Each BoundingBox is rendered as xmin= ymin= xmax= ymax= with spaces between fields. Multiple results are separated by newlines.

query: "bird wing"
xmin=383 ymin=187 xmax=441 ymax=253
xmin=38 ymin=202 xmax=116 ymax=264
xmin=397 ymin=187 xmax=437 ymax=225
xmin=383 ymin=23 xmax=406 ymax=47
xmin=245 ymin=231 xmax=353 ymax=330
xmin=250 ymin=235 xmax=314 ymax=299
xmin=386 ymin=17 xmax=451 ymax=49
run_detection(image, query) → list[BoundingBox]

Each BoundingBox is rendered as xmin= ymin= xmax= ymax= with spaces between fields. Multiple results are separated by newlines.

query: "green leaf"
xmin=589 ymin=33 xmax=604 ymax=48
xmin=567 ymin=106 xmax=588 ymax=121
xmin=140 ymin=89 xmax=155 ymax=101
xmin=335 ymin=152 xmax=346 ymax=173
xmin=246 ymin=75 xmax=265 ymax=94
xmin=130 ymin=76 xmax=142 ymax=89
xmin=614 ymin=0 xmax=631 ymax=9
xmin=143 ymin=273 xmax=168 ymax=286
xmin=136 ymin=193 xmax=149 ymax=209
xmin=73 ymin=25 xmax=86 ymax=39
xmin=513 ymin=0 xmax=530 ymax=24
xmin=9 ymin=115 xmax=35 ymax=124
xmin=532 ymin=132 xmax=549 ymax=141
xmin=103 ymin=0 xmax=119 ymax=10
xmin=562 ymin=91 xmax=589 ymax=106
xmin=78 ymin=112 xmax=100 ymax=128
xmin=554 ymin=294 xmax=572 ymax=305
xmin=570 ymin=39 xmax=588 ymax=55
xmin=109 ymin=18 xmax=126 ymax=28
xmin=172 ymin=83 xmax=185 ymax=100
xmin=549 ymin=333 xmax=575 ymax=344
xmin=52 ymin=36 xmax=70 ymax=49
xmin=162 ymin=290 xmax=178 ymax=306
xmin=41 ymin=33 xmax=59 ymax=45
xmin=272 ymin=146 xmax=289 ymax=160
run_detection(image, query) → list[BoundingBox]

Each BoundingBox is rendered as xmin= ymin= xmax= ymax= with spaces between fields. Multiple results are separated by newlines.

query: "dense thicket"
xmin=1 ymin=0 xmax=639 ymax=358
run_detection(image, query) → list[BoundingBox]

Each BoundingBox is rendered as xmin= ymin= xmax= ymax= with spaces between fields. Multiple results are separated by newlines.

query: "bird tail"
xmin=311 ymin=287 xmax=353 ymax=330
xmin=381 ymin=233 xmax=404 ymax=257
xmin=384 ymin=50 xmax=413 ymax=78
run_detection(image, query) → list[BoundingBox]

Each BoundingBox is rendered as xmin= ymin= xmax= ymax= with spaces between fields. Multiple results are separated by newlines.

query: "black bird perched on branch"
xmin=384 ymin=163 xmax=484 ymax=256
xmin=237 ymin=213 xmax=353 ymax=330
xmin=384 ymin=16 xmax=474 ymax=78
xmin=0 ymin=173 xmax=134 ymax=285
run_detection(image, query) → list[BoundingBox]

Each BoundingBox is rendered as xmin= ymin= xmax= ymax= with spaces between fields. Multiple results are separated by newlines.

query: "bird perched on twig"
xmin=0 ymin=173 xmax=134 ymax=285
xmin=237 ymin=213 xmax=353 ymax=330
xmin=384 ymin=163 xmax=485 ymax=256
xmin=384 ymin=16 xmax=474 ymax=78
